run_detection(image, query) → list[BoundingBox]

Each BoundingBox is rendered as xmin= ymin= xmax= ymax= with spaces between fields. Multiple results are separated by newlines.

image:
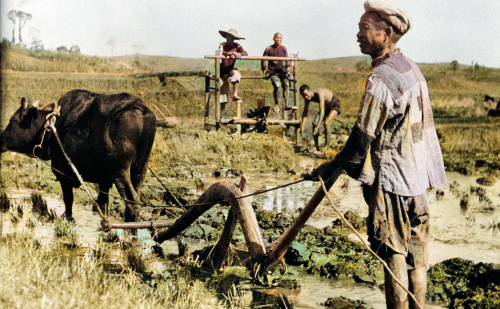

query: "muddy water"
xmin=252 ymin=170 xmax=500 ymax=266
xmin=2 ymin=159 xmax=498 ymax=309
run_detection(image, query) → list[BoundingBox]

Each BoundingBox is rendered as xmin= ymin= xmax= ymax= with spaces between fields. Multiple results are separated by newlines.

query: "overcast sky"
xmin=1 ymin=0 xmax=499 ymax=68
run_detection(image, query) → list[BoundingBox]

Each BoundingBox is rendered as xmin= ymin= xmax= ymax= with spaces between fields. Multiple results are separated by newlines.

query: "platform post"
xmin=293 ymin=53 xmax=299 ymax=143
xmin=236 ymin=100 xmax=242 ymax=134
xmin=204 ymin=72 xmax=211 ymax=129
xmin=215 ymin=51 xmax=221 ymax=130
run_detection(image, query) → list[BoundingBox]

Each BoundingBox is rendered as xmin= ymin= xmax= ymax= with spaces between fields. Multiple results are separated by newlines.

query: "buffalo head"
xmin=1 ymin=98 xmax=55 ymax=158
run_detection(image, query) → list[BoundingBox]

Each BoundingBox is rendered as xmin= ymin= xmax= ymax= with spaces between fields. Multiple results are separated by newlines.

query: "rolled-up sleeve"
xmin=336 ymin=75 xmax=390 ymax=180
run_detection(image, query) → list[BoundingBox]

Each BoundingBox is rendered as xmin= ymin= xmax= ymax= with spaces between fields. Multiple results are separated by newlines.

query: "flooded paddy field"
xmin=2 ymin=154 xmax=498 ymax=309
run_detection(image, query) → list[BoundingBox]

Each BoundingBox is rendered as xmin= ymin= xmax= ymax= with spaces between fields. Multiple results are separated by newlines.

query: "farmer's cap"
xmin=364 ymin=0 xmax=411 ymax=35
xmin=219 ymin=29 xmax=245 ymax=40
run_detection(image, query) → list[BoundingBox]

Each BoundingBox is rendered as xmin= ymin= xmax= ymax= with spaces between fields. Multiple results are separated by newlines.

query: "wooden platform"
xmin=221 ymin=118 xmax=300 ymax=126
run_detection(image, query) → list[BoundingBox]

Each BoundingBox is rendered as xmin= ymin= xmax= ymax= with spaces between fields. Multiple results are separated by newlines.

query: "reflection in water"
xmin=252 ymin=172 xmax=500 ymax=266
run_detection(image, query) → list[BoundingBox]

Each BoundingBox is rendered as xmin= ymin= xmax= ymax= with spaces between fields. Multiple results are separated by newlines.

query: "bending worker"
xmin=299 ymin=85 xmax=341 ymax=152
xmin=218 ymin=29 xmax=248 ymax=103
xmin=304 ymin=2 xmax=447 ymax=309
xmin=261 ymin=33 xmax=291 ymax=113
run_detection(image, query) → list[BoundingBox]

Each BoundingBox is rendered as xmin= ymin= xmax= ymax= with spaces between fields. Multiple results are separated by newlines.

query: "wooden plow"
xmin=203 ymin=53 xmax=307 ymax=141
xmin=107 ymin=166 xmax=343 ymax=275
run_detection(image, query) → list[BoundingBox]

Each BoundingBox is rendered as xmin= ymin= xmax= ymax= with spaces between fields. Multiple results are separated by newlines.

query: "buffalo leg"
xmin=114 ymin=171 xmax=141 ymax=222
xmin=59 ymin=181 xmax=74 ymax=220
xmin=97 ymin=182 xmax=113 ymax=216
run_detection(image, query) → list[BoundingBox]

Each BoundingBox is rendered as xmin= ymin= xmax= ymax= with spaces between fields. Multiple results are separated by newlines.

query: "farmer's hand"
xmin=302 ymin=159 xmax=340 ymax=181
xmin=313 ymin=121 xmax=323 ymax=135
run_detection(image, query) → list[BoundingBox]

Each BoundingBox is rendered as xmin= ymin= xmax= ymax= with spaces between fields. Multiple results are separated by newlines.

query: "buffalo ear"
xmin=19 ymin=107 xmax=40 ymax=128
xmin=21 ymin=97 xmax=28 ymax=110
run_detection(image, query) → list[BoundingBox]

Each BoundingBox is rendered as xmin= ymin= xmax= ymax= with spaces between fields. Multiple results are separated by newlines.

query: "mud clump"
xmin=331 ymin=210 xmax=366 ymax=232
xmin=427 ymin=258 xmax=500 ymax=308
xmin=289 ymin=226 xmax=383 ymax=284
xmin=322 ymin=296 xmax=372 ymax=308
xmin=476 ymin=176 xmax=495 ymax=186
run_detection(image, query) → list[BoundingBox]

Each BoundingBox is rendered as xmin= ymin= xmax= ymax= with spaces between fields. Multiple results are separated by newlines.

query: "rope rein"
xmin=151 ymin=178 xmax=307 ymax=209
xmin=48 ymin=121 xmax=107 ymax=221
xmin=32 ymin=108 xmax=108 ymax=225
xmin=319 ymin=177 xmax=424 ymax=309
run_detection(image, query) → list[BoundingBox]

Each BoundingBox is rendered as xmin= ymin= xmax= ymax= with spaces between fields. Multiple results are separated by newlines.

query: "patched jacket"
xmin=336 ymin=50 xmax=447 ymax=196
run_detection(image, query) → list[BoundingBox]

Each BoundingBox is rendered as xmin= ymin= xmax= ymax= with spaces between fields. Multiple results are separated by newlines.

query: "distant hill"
xmin=303 ymin=56 xmax=371 ymax=71
xmin=112 ymin=54 xmax=372 ymax=73
xmin=112 ymin=54 xmax=211 ymax=72
xmin=2 ymin=46 xmax=497 ymax=77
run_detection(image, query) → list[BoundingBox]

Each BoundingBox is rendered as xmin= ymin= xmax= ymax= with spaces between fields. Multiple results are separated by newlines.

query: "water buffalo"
xmin=0 ymin=89 xmax=156 ymax=222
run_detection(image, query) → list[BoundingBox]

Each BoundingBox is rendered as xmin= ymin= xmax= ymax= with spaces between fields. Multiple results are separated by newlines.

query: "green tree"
xmin=69 ymin=45 xmax=80 ymax=54
xmin=450 ymin=60 xmax=459 ymax=71
xmin=16 ymin=11 xmax=32 ymax=45
xmin=57 ymin=45 xmax=68 ymax=53
xmin=7 ymin=11 xmax=16 ymax=44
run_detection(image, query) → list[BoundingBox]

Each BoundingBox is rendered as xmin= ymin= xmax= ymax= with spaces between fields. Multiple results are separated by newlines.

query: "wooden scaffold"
xmin=203 ymin=52 xmax=306 ymax=141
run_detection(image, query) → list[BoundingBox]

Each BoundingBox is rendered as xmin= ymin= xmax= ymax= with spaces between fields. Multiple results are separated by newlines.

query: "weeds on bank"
xmin=53 ymin=217 xmax=80 ymax=248
xmin=150 ymin=127 xmax=298 ymax=176
xmin=0 ymin=229 xmax=217 ymax=309
xmin=0 ymin=190 xmax=12 ymax=212
xmin=223 ymin=284 xmax=249 ymax=309
xmin=31 ymin=192 xmax=49 ymax=216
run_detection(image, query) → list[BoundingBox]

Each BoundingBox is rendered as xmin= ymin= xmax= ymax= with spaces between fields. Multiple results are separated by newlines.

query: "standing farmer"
xmin=299 ymin=85 xmax=341 ymax=153
xmin=304 ymin=1 xmax=447 ymax=308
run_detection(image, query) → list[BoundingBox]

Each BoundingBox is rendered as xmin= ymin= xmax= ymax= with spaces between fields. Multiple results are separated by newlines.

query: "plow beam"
xmin=154 ymin=181 xmax=266 ymax=259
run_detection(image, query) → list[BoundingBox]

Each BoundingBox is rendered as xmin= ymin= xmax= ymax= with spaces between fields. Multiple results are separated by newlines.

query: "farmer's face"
xmin=301 ymin=89 xmax=312 ymax=100
xmin=273 ymin=33 xmax=283 ymax=46
xmin=357 ymin=12 xmax=390 ymax=58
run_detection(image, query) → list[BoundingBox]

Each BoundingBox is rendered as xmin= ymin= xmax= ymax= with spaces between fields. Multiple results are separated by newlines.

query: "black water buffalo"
xmin=0 ymin=89 xmax=156 ymax=222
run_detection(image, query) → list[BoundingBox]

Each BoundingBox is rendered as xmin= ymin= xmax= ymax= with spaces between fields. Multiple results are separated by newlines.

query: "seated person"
xmin=218 ymin=29 xmax=248 ymax=102
xmin=261 ymin=33 xmax=291 ymax=112
xmin=299 ymin=85 xmax=341 ymax=152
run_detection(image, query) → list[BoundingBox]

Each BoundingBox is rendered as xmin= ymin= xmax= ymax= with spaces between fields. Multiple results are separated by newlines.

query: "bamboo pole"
xmin=205 ymin=55 xmax=306 ymax=61
xmin=293 ymin=53 xmax=300 ymax=144
xmin=215 ymin=51 xmax=221 ymax=129
xmin=109 ymin=220 xmax=175 ymax=229
xmin=236 ymin=100 xmax=242 ymax=134
xmin=240 ymin=76 xmax=268 ymax=79
xmin=204 ymin=72 xmax=211 ymax=127
xmin=228 ymin=118 xmax=300 ymax=126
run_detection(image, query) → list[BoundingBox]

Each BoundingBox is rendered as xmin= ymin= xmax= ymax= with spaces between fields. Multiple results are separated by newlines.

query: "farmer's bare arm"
xmin=301 ymin=100 xmax=310 ymax=132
